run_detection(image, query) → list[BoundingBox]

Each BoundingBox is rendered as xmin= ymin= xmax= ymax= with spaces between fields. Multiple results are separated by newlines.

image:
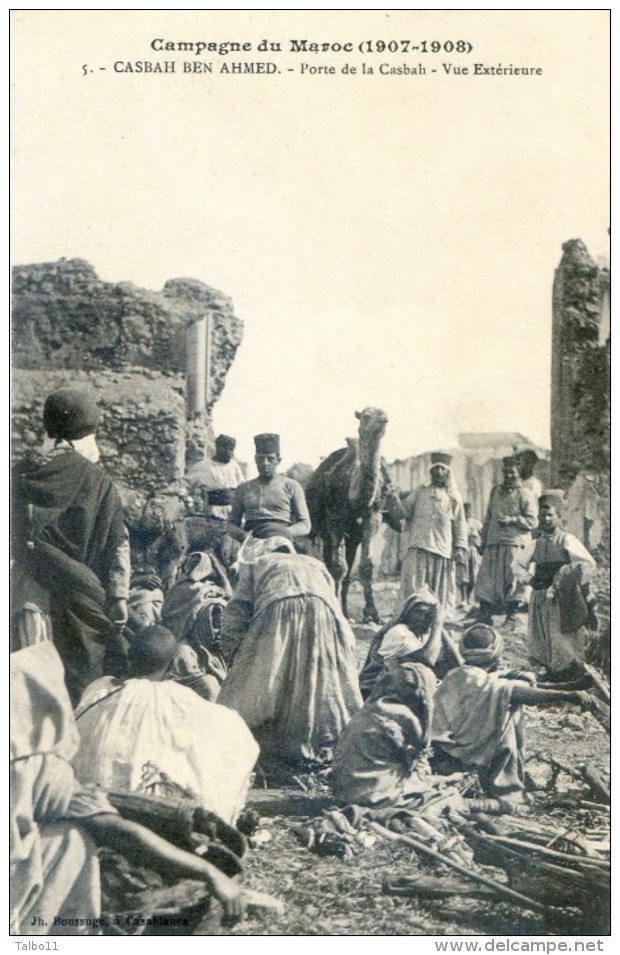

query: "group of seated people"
xmin=12 ymin=558 xmax=597 ymax=932
xmin=333 ymin=586 xmax=595 ymax=810
xmin=10 ymin=389 xmax=600 ymax=936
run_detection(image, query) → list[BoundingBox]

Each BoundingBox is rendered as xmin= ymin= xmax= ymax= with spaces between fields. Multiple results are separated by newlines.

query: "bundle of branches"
xmin=284 ymin=776 xmax=475 ymax=862
xmin=99 ymin=858 xmax=211 ymax=937
xmin=99 ymin=790 xmax=250 ymax=936
xmin=457 ymin=813 xmax=610 ymax=912
xmin=107 ymin=789 xmax=247 ymax=876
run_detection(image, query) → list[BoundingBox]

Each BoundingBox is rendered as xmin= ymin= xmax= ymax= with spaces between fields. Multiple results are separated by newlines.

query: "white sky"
xmin=11 ymin=9 xmax=610 ymax=470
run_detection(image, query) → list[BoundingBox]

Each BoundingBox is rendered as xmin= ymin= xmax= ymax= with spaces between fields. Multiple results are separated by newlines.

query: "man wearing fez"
xmin=517 ymin=490 xmax=597 ymax=681
xmin=187 ymin=433 xmax=245 ymax=523
xmin=11 ymin=387 xmax=130 ymax=704
xmin=396 ymin=452 xmax=468 ymax=612
xmin=475 ymin=456 xmax=537 ymax=627
xmin=229 ymin=433 xmax=311 ymax=538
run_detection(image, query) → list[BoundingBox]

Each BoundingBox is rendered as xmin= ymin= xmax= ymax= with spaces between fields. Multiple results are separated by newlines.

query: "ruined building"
xmin=550 ymin=239 xmax=610 ymax=564
xmin=11 ymin=258 xmax=243 ymax=526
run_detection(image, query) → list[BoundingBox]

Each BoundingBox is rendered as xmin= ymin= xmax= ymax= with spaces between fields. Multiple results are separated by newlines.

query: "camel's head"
xmin=355 ymin=407 xmax=388 ymax=439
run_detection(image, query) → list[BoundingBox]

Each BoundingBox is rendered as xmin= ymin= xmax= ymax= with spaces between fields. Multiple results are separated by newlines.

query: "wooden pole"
xmin=367 ymin=821 xmax=547 ymax=913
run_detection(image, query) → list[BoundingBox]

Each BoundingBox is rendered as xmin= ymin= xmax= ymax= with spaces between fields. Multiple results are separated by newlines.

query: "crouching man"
xmin=431 ymin=624 xmax=595 ymax=804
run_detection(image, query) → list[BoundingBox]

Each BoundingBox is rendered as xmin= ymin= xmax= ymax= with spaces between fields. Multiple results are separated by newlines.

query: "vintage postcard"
xmin=10 ymin=8 xmax=610 ymax=946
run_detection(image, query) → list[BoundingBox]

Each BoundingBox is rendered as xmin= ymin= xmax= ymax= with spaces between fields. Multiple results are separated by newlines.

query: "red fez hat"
xmin=215 ymin=434 xmax=236 ymax=449
xmin=254 ymin=433 xmax=280 ymax=454
xmin=430 ymin=451 xmax=452 ymax=467
xmin=503 ymin=455 xmax=518 ymax=467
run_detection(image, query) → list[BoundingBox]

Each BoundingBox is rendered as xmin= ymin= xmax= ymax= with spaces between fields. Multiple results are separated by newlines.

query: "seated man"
xmin=331 ymin=660 xmax=436 ymax=808
xmin=10 ymin=642 xmax=281 ymax=935
xmin=359 ymin=586 xmax=459 ymax=699
xmin=228 ymin=433 xmax=311 ymax=539
xmin=73 ymin=626 xmax=259 ymax=826
xmin=431 ymin=624 xmax=594 ymax=803
xmin=162 ymin=551 xmax=232 ymax=701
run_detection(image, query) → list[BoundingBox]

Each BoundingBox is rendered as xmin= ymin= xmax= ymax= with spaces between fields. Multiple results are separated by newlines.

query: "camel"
xmin=306 ymin=407 xmax=401 ymax=624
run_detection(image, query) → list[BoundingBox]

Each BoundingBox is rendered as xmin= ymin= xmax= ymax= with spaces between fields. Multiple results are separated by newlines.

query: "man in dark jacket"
xmin=11 ymin=387 xmax=130 ymax=703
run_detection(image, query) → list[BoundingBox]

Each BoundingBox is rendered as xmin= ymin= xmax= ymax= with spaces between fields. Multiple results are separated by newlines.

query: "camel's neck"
xmin=348 ymin=432 xmax=382 ymax=507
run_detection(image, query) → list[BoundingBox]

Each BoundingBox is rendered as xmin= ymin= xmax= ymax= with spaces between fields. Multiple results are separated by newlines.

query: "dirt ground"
xmin=197 ymin=580 xmax=610 ymax=938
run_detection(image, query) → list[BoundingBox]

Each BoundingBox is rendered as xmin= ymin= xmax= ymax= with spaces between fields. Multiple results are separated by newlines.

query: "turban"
xmin=378 ymin=587 xmax=438 ymax=648
xmin=43 ymin=388 xmax=100 ymax=440
xmin=539 ymin=490 xmax=565 ymax=513
xmin=398 ymin=586 xmax=438 ymax=618
xmin=460 ymin=625 xmax=503 ymax=669
xmin=430 ymin=451 xmax=452 ymax=467
xmin=254 ymin=433 xmax=280 ymax=454
xmin=377 ymin=624 xmax=427 ymax=661
xmin=182 ymin=551 xmax=214 ymax=581
xmin=368 ymin=660 xmax=436 ymax=745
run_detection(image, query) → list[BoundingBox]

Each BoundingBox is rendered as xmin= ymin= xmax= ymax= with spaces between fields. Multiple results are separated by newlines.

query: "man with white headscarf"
xmin=219 ymin=525 xmax=362 ymax=766
xmin=332 ymin=587 xmax=445 ymax=807
xmin=396 ymin=452 xmax=467 ymax=613
xmin=331 ymin=661 xmax=436 ymax=808
xmin=358 ymin=585 xmax=449 ymax=699
xmin=432 ymin=624 xmax=595 ymax=801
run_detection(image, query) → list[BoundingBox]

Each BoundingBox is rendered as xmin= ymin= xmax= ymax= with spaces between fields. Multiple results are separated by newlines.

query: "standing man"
xmin=229 ymin=433 xmax=311 ymax=538
xmin=11 ymin=387 xmax=130 ymax=703
xmin=397 ymin=452 xmax=468 ymax=612
xmin=456 ymin=502 xmax=483 ymax=607
xmin=519 ymin=491 xmax=597 ymax=681
xmin=514 ymin=448 xmax=544 ymax=609
xmin=516 ymin=448 xmax=544 ymax=502
xmin=187 ymin=433 xmax=245 ymax=526
xmin=475 ymin=456 xmax=537 ymax=627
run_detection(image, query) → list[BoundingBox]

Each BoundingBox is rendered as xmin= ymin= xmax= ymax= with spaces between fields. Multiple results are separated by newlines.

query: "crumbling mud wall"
xmin=11 ymin=258 xmax=244 ymax=531
xmin=12 ymin=259 xmax=242 ymax=398
xmin=549 ymin=239 xmax=610 ymax=645
xmin=11 ymin=369 xmax=186 ymax=493
xmin=549 ymin=240 xmax=610 ymax=554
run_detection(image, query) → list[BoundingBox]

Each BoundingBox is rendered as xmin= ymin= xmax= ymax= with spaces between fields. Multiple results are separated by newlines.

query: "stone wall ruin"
xmin=11 ymin=257 xmax=244 ymax=528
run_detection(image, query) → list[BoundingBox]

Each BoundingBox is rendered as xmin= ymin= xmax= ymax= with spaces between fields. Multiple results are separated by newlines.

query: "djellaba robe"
xmin=11 ymin=448 xmax=129 ymax=703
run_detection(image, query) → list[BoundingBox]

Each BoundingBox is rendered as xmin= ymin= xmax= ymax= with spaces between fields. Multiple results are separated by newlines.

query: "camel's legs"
xmin=341 ymin=536 xmax=359 ymax=621
xmin=323 ymin=532 xmax=346 ymax=601
xmin=359 ymin=520 xmax=380 ymax=624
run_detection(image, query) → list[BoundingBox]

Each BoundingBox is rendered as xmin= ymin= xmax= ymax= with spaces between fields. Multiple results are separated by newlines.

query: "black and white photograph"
xmin=10 ymin=8 xmax=611 ymax=944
